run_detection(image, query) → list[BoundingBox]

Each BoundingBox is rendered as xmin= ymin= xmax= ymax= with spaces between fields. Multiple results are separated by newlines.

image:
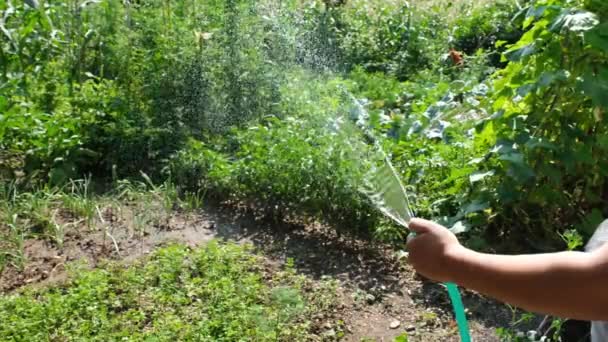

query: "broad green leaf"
xmin=537 ymin=70 xmax=568 ymax=88
xmin=586 ymin=23 xmax=608 ymax=53
xmin=580 ymin=68 xmax=608 ymax=109
xmin=516 ymin=83 xmax=537 ymax=97
xmin=499 ymin=152 xmax=524 ymax=165
xmin=524 ymin=5 xmax=560 ymax=21
xmin=507 ymin=163 xmax=535 ymax=182
xmin=505 ymin=43 xmax=537 ymax=62
xmin=495 ymin=40 xmax=508 ymax=48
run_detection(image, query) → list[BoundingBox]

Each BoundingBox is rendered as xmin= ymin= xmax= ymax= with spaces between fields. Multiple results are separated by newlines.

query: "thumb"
xmin=408 ymin=218 xmax=440 ymax=235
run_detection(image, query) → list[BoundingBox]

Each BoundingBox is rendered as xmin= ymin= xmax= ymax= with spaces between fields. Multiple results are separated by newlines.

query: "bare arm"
xmin=406 ymin=218 xmax=608 ymax=321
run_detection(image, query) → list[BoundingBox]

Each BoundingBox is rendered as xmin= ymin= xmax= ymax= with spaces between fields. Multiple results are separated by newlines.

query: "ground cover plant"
xmin=2 ymin=0 xmax=608 ymax=340
xmin=0 ymin=242 xmax=338 ymax=341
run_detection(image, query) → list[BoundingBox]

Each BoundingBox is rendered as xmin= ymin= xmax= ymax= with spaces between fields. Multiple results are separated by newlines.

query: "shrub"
xmin=467 ymin=0 xmax=608 ymax=248
xmin=335 ymin=1 xmax=444 ymax=80
xmin=168 ymin=115 xmax=381 ymax=236
xmin=451 ymin=1 xmax=523 ymax=67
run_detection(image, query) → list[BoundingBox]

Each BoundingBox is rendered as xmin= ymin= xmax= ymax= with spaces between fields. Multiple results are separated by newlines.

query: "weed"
xmin=4 ymin=213 xmax=26 ymax=272
xmin=61 ymin=178 xmax=97 ymax=228
xmin=0 ymin=242 xmax=335 ymax=341
xmin=182 ymin=190 xmax=205 ymax=212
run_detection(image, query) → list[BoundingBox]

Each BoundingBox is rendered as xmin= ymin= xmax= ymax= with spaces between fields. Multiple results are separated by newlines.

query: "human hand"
xmin=406 ymin=218 xmax=465 ymax=283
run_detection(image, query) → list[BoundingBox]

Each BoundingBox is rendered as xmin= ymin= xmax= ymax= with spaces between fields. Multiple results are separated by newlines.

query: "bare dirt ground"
xmin=0 ymin=202 xmax=525 ymax=341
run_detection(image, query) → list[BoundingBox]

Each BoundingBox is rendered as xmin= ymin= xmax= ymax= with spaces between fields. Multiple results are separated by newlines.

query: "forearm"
xmin=450 ymin=247 xmax=608 ymax=320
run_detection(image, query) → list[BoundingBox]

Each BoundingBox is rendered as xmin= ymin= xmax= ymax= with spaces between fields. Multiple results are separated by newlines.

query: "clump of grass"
xmin=61 ymin=178 xmax=97 ymax=229
xmin=0 ymin=213 xmax=26 ymax=272
xmin=0 ymin=242 xmax=337 ymax=341
xmin=181 ymin=190 xmax=205 ymax=212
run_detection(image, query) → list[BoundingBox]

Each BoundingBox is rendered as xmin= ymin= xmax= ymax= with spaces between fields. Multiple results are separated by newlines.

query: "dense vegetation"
xmin=2 ymin=0 xmax=608 ymax=340
xmin=0 ymin=242 xmax=338 ymax=341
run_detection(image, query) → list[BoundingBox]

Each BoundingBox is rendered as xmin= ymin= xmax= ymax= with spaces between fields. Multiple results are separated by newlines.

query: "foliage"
xmin=168 ymin=112 xmax=383 ymax=236
xmin=0 ymin=242 xmax=336 ymax=341
xmin=333 ymin=1 xmax=445 ymax=80
xmin=466 ymin=0 xmax=608 ymax=248
xmin=6 ymin=0 xmax=608 ymax=337
xmin=4 ymin=0 xmax=607 ymax=251
xmin=0 ymin=0 xmax=286 ymax=183
xmin=451 ymin=1 xmax=523 ymax=67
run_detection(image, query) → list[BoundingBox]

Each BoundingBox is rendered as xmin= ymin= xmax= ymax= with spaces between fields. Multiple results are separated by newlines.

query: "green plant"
xmin=451 ymin=1 xmax=523 ymax=67
xmin=334 ymin=1 xmax=445 ymax=80
xmin=2 ymin=213 xmax=26 ymax=272
xmin=182 ymin=190 xmax=205 ymax=212
xmin=0 ymin=242 xmax=335 ymax=341
xmin=467 ymin=0 xmax=608 ymax=248
xmin=560 ymin=229 xmax=584 ymax=251
xmin=61 ymin=178 xmax=97 ymax=228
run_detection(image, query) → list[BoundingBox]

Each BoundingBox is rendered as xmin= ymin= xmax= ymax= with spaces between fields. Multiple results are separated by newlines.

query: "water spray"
xmin=344 ymin=91 xmax=471 ymax=342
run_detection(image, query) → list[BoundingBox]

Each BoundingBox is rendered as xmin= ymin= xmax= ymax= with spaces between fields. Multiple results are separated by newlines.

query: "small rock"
xmin=365 ymin=294 xmax=376 ymax=304
xmin=323 ymin=329 xmax=336 ymax=337
xmin=406 ymin=324 xmax=416 ymax=332
xmin=389 ymin=320 xmax=401 ymax=329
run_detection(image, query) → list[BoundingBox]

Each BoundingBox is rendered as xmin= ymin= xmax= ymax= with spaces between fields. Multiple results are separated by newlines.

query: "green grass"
xmin=0 ymin=242 xmax=337 ymax=341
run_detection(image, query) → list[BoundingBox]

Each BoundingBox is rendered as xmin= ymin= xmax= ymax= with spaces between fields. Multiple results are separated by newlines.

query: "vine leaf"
xmin=505 ymin=43 xmax=537 ymax=61
xmin=580 ymin=68 xmax=608 ymax=109
xmin=586 ymin=22 xmax=608 ymax=52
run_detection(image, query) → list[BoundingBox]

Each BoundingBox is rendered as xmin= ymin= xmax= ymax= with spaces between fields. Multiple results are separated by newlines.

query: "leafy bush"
xmin=169 ymin=115 xmax=382 ymax=236
xmin=467 ymin=0 xmax=608 ymax=248
xmin=451 ymin=1 xmax=523 ymax=67
xmin=335 ymin=1 xmax=446 ymax=80
xmin=0 ymin=0 xmax=287 ymax=183
xmin=167 ymin=139 xmax=233 ymax=196
xmin=0 ymin=242 xmax=334 ymax=341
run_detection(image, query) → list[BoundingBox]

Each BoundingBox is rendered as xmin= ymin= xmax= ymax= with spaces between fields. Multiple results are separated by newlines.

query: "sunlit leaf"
xmin=550 ymin=10 xmax=599 ymax=33
xmin=469 ymin=170 xmax=495 ymax=184
xmin=460 ymin=200 xmax=490 ymax=215
xmin=450 ymin=221 xmax=470 ymax=235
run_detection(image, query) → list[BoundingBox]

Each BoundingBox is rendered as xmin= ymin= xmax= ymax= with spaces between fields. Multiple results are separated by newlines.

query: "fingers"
xmin=408 ymin=218 xmax=441 ymax=235
xmin=406 ymin=232 xmax=425 ymax=250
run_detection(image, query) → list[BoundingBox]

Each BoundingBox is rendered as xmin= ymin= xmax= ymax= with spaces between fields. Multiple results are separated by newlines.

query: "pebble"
xmin=406 ymin=324 xmax=416 ymax=332
xmin=365 ymin=294 xmax=376 ymax=304
xmin=323 ymin=329 xmax=336 ymax=338
xmin=389 ymin=320 xmax=401 ymax=329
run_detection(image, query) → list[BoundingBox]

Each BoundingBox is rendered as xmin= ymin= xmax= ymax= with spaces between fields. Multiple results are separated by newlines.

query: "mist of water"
xmin=340 ymin=92 xmax=415 ymax=229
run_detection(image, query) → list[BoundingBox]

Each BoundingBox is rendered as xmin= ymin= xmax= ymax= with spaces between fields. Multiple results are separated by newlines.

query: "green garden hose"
xmin=409 ymin=233 xmax=470 ymax=342
xmin=344 ymin=92 xmax=472 ymax=341
xmin=446 ymin=281 xmax=471 ymax=342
